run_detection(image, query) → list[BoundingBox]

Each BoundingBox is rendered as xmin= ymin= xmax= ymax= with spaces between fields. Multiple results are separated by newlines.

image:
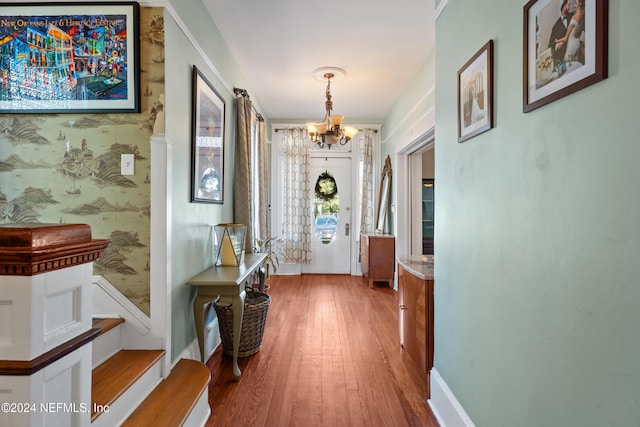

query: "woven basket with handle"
xmin=214 ymin=289 xmax=270 ymax=357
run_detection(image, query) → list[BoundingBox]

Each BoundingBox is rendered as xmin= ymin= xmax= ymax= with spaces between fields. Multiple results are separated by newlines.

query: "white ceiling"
xmin=202 ymin=0 xmax=435 ymax=123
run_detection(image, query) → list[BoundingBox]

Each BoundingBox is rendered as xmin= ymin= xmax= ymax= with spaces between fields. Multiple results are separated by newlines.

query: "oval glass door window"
xmin=313 ymin=170 xmax=339 ymax=245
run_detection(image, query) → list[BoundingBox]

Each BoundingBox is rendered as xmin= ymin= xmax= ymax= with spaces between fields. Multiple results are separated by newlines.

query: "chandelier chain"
xmin=325 ymin=77 xmax=333 ymax=117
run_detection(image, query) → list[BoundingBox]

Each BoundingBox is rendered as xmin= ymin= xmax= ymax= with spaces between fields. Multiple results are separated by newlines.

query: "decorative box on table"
xmin=214 ymin=224 xmax=246 ymax=266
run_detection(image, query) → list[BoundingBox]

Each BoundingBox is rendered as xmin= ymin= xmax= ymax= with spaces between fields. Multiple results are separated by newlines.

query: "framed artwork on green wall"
xmin=523 ymin=0 xmax=608 ymax=112
xmin=191 ymin=65 xmax=225 ymax=204
xmin=0 ymin=2 xmax=140 ymax=113
xmin=458 ymin=40 xmax=494 ymax=143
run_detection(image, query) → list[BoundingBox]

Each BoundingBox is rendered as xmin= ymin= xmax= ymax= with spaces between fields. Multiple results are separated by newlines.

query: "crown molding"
xmin=434 ymin=0 xmax=449 ymax=22
xmin=163 ymin=2 xmax=234 ymax=96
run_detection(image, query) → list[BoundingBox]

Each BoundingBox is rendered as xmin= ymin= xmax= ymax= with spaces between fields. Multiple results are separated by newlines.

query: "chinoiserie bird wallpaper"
xmin=0 ymin=7 xmax=164 ymax=315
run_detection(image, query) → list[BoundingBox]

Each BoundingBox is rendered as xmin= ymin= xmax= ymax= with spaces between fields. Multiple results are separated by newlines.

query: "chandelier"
xmin=305 ymin=68 xmax=358 ymax=148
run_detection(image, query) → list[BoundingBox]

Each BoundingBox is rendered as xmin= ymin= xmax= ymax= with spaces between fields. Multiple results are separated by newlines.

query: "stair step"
xmin=92 ymin=317 xmax=125 ymax=336
xmin=122 ymin=358 xmax=211 ymax=426
xmin=91 ymin=349 xmax=165 ymax=422
xmin=92 ymin=317 xmax=125 ymax=369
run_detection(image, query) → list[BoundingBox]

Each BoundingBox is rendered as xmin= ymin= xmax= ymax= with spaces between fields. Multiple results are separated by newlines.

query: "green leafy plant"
xmin=254 ymin=236 xmax=284 ymax=278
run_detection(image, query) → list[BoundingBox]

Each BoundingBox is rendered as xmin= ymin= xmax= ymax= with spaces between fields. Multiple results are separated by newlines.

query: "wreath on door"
xmin=315 ymin=171 xmax=338 ymax=202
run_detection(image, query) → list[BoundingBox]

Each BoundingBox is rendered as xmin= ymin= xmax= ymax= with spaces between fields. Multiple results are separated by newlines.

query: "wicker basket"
xmin=214 ymin=289 xmax=271 ymax=357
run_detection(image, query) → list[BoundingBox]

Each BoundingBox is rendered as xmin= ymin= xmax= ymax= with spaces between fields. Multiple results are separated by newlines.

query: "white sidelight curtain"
xmin=282 ymin=128 xmax=312 ymax=264
xmin=359 ymin=129 xmax=375 ymax=235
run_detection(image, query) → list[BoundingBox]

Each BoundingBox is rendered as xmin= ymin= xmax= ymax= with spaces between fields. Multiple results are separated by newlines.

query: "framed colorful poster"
xmin=0 ymin=2 xmax=140 ymax=113
xmin=523 ymin=0 xmax=608 ymax=112
xmin=191 ymin=65 xmax=225 ymax=204
xmin=458 ymin=40 xmax=494 ymax=142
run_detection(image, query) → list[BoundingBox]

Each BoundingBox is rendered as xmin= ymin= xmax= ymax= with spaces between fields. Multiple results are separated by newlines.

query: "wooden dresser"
xmin=360 ymin=233 xmax=395 ymax=288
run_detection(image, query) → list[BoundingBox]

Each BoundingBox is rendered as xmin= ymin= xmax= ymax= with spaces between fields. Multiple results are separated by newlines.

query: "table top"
xmin=397 ymin=255 xmax=434 ymax=281
xmin=185 ymin=253 xmax=266 ymax=286
xmin=361 ymin=233 xmax=395 ymax=239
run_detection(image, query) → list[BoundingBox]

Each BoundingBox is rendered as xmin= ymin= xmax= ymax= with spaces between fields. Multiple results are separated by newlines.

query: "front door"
xmin=303 ymin=157 xmax=352 ymax=274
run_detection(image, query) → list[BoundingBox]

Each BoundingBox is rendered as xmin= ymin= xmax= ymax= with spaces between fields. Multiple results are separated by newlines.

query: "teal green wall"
xmin=435 ymin=1 xmax=640 ymax=425
xmin=164 ymin=10 xmax=226 ymax=362
xmin=382 ymin=51 xmax=435 ymax=143
xmin=164 ymin=1 xmax=263 ymax=361
xmin=382 ymin=51 xmax=436 ymax=234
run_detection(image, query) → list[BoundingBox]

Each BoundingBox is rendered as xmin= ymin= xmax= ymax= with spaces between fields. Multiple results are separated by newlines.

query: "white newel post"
xmin=0 ymin=224 xmax=109 ymax=427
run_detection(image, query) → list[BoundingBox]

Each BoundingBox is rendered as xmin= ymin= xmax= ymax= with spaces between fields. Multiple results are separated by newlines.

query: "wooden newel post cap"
xmin=0 ymin=223 xmax=110 ymax=276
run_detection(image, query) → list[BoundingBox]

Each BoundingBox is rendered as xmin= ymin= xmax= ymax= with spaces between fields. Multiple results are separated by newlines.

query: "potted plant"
xmin=254 ymin=236 xmax=284 ymax=289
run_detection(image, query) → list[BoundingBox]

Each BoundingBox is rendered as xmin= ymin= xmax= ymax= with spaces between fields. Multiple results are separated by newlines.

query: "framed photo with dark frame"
xmin=523 ymin=0 xmax=608 ymax=112
xmin=0 ymin=2 xmax=140 ymax=113
xmin=191 ymin=65 xmax=225 ymax=204
xmin=458 ymin=40 xmax=494 ymax=143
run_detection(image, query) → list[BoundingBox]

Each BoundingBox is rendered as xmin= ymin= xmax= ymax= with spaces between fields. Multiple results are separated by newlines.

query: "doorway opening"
xmin=397 ymin=128 xmax=435 ymax=257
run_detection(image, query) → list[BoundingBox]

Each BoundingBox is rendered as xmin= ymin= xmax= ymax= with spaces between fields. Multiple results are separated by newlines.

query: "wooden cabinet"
xmin=360 ymin=234 xmax=395 ymax=288
xmin=398 ymin=258 xmax=434 ymax=379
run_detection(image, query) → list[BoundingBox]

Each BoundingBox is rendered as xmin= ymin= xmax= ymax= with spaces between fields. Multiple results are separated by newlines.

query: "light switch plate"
xmin=121 ymin=154 xmax=135 ymax=175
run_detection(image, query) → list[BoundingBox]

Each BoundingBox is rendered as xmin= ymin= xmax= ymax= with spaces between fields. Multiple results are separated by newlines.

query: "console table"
xmin=186 ymin=253 xmax=266 ymax=380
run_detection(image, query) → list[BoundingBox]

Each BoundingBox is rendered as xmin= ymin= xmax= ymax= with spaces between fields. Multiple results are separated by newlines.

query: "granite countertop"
xmin=397 ymin=255 xmax=434 ymax=280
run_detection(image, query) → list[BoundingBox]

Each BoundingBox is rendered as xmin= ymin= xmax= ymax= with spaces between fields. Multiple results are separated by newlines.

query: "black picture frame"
xmin=0 ymin=2 xmax=140 ymax=113
xmin=523 ymin=0 xmax=608 ymax=112
xmin=458 ymin=40 xmax=494 ymax=143
xmin=191 ymin=65 xmax=225 ymax=204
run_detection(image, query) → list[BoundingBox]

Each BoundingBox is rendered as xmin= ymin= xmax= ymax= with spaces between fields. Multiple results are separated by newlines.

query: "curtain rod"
xmin=274 ymin=128 xmax=378 ymax=133
xmin=234 ymin=88 xmax=264 ymax=122
xmin=234 ymin=87 xmax=250 ymax=100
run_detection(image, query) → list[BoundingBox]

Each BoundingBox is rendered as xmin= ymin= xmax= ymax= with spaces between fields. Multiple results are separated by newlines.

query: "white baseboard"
xmin=174 ymin=331 xmax=221 ymax=366
xmin=276 ymin=263 xmax=300 ymax=275
xmin=176 ymin=338 xmax=202 ymax=364
xmin=428 ymin=368 xmax=476 ymax=427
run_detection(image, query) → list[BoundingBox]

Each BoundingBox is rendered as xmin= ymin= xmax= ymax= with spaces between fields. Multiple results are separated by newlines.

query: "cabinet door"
xmin=399 ymin=265 xmax=428 ymax=375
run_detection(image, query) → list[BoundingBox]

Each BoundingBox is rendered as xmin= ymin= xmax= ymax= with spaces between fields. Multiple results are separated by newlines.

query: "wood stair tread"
xmin=121 ymin=358 xmax=211 ymax=427
xmin=91 ymin=349 xmax=165 ymax=421
xmin=92 ymin=317 xmax=125 ymax=336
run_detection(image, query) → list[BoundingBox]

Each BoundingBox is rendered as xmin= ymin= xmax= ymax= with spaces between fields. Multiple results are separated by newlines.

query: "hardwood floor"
xmin=205 ymin=274 xmax=440 ymax=427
